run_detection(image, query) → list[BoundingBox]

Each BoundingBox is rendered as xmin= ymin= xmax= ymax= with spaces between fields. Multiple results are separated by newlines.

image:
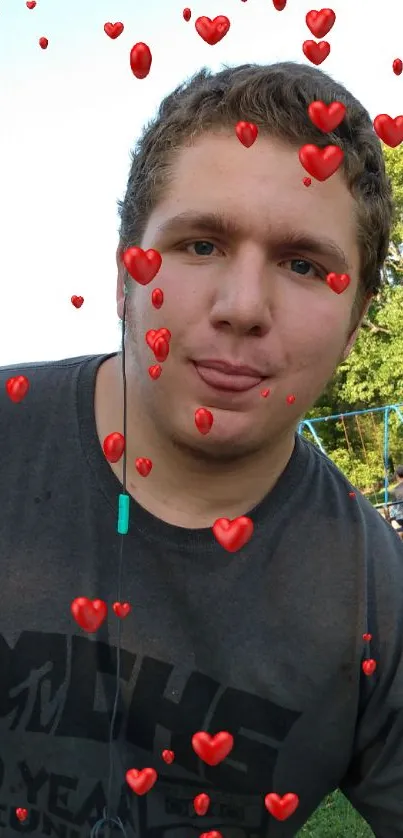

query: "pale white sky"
xmin=1 ymin=0 xmax=402 ymax=365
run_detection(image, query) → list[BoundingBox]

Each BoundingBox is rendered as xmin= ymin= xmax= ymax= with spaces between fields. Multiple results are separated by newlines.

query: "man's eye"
xmin=184 ymin=241 xmax=217 ymax=257
xmin=281 ymin=259 xmax=323 ymax=279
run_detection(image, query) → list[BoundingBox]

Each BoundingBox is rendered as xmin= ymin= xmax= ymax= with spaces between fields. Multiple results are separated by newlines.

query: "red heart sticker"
xmin=195 ymin=408 xmax=214 ymax=435
xmin=195 ymin=16 xmax=230 ymax=45
xmin=71 ymin=598 xmax=107 ymax=633
xmin=153 ymin=336 xmax=170 ymax=363
xmin=71 ymin=295 xmax=84 ymax=308
xmin=6 ymin=375 xmax=30 ymax=403
xmin=130 ymin=43 xmax=152 ymax=79
xmin=235 ymin=121 xmax=258 ymax=148
xmin=373 ymin=115 xmax=403 ymax=148
xmin=151 ymin=288 xmax=164 ymax=309
xmin=261 ymin=388 xmax=271 ymax=397
xmin=136 ymin=457 xmax=153 ymax=477
xmin=272 ymin=0 xmax=287 ymax=9
xmin=183 ymin=8 xmax=191 ymax=21
xmin=146 ymin=328 xmax=171 ymax=349
xmin=362 ymin=633 xmax=372 ymax=642
xmin=113 ymin=602 xmax=131 ymax=618
xmin=149 ymin=365 xmax=162 ymax=380
xmin=264 ymin=793 xmax=299 ymax=821
xmin=393 ymin=58 xmax=403 ymax=76
xmin=16 ymin=808 xmax=28 ymax=822
xmin=213 ymin=517 xmax=254 ymax=552
xmin=192 ymin=731 xmax=234 ymax=765
xmin=123 ymin=247 xmax=162 ymax=284
xmin=303 ymin=177 xmax=311 ymax=187
xmin=194 ymin=793 xmax=211 ymax=815
xmin=103 ymin=432 xmax=125 ymax=463
xmin=362 ymin=659 xmax=377 ymax=676
xmin=299 ymin=144 xmax=343 ymax=181
xmin=26 ymin=1 xmax=36 ymax=8
xmin=39 ymin=37 xmax=48 ymax=49
xmin=302 ymin=40 xmax=330 ymax=66
xmin=326 ymin=273 xmax=351 ymax=294
xmin=162 ymin=749 xmax=175 ymax=764
xmin=305 ymin=8 xmax=335 ymax=38
xmin=308 ymin=101 xmax=346 ymax=132
xmin=104 ymin=22 xmax=124 ymax=39
xmin=200 ymin=833 xmax=222 ymax=838
xmin=126 ymin=768 xmax=158 ymax=795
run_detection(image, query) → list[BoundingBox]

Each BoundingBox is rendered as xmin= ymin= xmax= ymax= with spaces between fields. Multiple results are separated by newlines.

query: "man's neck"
xmin=95 ymin=355 xmax=296 ymax=529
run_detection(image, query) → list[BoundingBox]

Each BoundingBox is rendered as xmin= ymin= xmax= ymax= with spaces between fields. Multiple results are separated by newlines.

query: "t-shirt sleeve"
xmin=339 ymin=524 xmax=403 ymax=836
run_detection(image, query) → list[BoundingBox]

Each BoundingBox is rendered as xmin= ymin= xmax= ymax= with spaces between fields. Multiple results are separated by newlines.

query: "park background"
xmin=1 ymin=0 xmax=403 ymax=834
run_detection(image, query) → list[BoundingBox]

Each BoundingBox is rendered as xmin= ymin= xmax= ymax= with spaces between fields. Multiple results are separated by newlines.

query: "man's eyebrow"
xmin=155 ymin=211 xmax=350 ymax=271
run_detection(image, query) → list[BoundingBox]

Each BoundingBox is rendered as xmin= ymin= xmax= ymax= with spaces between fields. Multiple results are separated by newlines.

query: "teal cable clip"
xmin=117 ymin=493 xmax=130 ymax=534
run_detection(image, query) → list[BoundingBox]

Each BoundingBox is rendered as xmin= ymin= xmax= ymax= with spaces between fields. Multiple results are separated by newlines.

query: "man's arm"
xmin=339 ymin=523 xmax=403 ymax=837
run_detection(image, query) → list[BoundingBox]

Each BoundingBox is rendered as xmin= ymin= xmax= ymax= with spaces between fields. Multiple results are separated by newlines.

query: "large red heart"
xmin=123 ymin=247 xmax=162 ymax=284
xmin=305 ymin=8 xmax=335 ymax=38
xmin=308 ymin=101 xmax=346 ymax=133
xmin=212 ymin=517 xmax=254 ymax=552
xmin=192 ymin=731 xmax=234 ymax=765
xmin=326 ymin=273 xmax=350 ymax=294
xmin=302 ymin=40 xmax=330 ymax=65
xmin=104 ymin=22 xmax=124 ymax=39
xmin=71 ymin=598 xmax=107 ymax=633
xmin=126 ymin=768 xmax=158 ymax=795
xmin=130 ymin=43 xmax=152 ymax=79
xmin=298 ymin=144 xmax=343 ymax=181
xmin=6 ymin=376 xmax=30 ymax=403
xmin=264 ymin=793 xmax=299 ymax=821
xmin=195 ymin=16 xmax=230 ymax=45
xmin=362 ymin=659 xmax=377 ymax=676
xmin=373 ymin=115 xmax=403 ymax=148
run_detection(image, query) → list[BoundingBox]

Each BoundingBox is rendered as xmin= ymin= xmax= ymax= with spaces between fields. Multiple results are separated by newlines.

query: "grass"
xmin=297 ymin=790 xmax=374 ymax=837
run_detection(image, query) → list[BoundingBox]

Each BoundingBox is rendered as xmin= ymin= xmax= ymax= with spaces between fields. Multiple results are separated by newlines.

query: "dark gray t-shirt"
xmin=1 ymin=352 xmax=403 ymax=838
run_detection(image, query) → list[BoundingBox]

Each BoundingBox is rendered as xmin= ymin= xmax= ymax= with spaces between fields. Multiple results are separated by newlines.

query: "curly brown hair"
xmin=117 ymin=61 xmax=394 ymax=323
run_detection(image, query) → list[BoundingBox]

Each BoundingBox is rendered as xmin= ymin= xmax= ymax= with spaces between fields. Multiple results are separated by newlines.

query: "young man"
xmin=1 ymin=61 xmax=403 ymax=837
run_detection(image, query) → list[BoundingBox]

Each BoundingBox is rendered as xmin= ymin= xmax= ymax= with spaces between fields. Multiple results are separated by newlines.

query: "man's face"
xmin=117 ymin=131 xmax=366 ymax=462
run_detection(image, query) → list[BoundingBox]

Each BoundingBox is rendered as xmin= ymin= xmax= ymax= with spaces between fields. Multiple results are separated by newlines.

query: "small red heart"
xmin=71 ymin=598 xmax=107 ymax=633
xmin=308 ymin=100 xmax=346 ymax=133
xmin=349 ymin=491 xmax=356 ymax=498
xmin=261 ymin=388 xmax=271 ymax=398
xmin=153 ymin=336 xmax=170 ymax=363
xmin=272 ymin=0 xmax=287 ymax=9
xmin=26 ymin=1 xmax=36 ymax=8
xmin=235 ymin=121 xmax=258 ymax=148
xmin=136 ymin=457 xmax=153 ymax=477
xmin=393 ymin=58 xmax=403 ymax=76
xmin=151 ymin=288 xmax=164 ymax=309
xmin=146 ymin=328 xmax=171 ymax=349
xmin=162 ymin=749 xmax=175 ymax=764
xmin=303 ymin=177 xmax=311 ymax=187
xmin=192 ymin=731 xmax=234 ymax=766
xmin=212 ymin=517 xmax=253 ymax=552
xmin=373 ymin=114 xmax=403 ymax=148
xmin=103 ymin=432 xmax=125 ymax=463
xmin=123 ymin=247 xmax=161 ymax=284
xmin=39 ymin=37 xmax=48 ymax=49
xmin=16 ymin=808 xmax=28 ymax=822
xmin=362 ymin=659 xmax=377 ymax=676
xmin=299 ymin=144 xmax=343 ymax=181
xmin=286 ymin=394 xmax=296 ymax=404
xmin=264 ymin=793 xmax=299 ymax=821
xmin=104 ymin=22 xmax=124 ymax=39
xmin=6 ymin=375 xmax=30 ymax=403
xmin=71 ymin=295 xmax=84 ymax=308
xmin=126 ymin=768 xmax=158 ymax=795
xmin=113 ymin=602 xmax=131 ymax=618
xmin=130 ymin=43 xmax=152 ymax=79
xmin=183 ymin=8 xmax=191 ymax=21
xmin=362 ymin=633 xmax=372 ymax=642
xmin=305 ymin=8 xmax=335 ymax=38
xmin=326 ymin=272 xmax=350 ymax=294
xmin=194 ymin=793 xmax=210 ymax=815
xmin=149 ymin=365 xmax=162 ymax=380
xmin=195 ymin=16 xmax=230 ymax=45
xmin=195 ymin=408 xmax=214 ymax=435
xmin=302 ymin=40 xmax=330 ymax=66
xmin=200 ymin=833 xmax=222 ymax=838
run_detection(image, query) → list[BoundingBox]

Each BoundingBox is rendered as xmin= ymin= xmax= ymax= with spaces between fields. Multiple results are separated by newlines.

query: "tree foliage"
xmin=302 ymin=145 xmax=403 ymax=495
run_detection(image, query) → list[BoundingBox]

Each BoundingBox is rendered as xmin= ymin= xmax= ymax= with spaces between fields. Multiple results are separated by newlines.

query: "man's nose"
xmin=209 ymin=251 xmax=274 ymax=337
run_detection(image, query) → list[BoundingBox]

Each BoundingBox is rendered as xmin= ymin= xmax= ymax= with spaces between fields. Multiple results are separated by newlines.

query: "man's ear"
xmin=341 ymin=294 xmax=373 ymax=362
